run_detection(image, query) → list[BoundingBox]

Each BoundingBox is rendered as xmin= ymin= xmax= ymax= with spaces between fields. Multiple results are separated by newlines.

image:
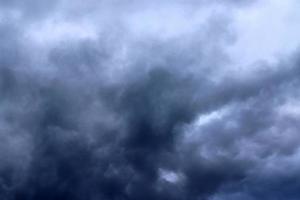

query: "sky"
xmin=1 ymin=0 xmax=300 ymax=200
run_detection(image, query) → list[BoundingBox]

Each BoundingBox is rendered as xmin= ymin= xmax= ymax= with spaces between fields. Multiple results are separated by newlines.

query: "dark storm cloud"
xmin=1 ymin=0 xmax=300 ymax=200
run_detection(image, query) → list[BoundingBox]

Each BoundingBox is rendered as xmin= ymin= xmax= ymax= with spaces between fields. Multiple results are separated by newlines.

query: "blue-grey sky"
xmin=1 ymin=1 xmax=300 ymax=200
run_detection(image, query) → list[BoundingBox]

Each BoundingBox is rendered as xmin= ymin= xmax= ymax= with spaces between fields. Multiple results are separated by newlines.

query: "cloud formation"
xmin=1 ymin=0 xmax=300 ymax=200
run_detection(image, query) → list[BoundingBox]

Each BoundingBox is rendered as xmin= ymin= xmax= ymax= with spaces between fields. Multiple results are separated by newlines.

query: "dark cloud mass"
xmin=1 ymin=1 xmax=300 ymax=200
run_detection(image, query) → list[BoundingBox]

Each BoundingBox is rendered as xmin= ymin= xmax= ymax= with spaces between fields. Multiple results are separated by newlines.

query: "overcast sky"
xmin=1 ymin=0 xmax=300 ymax=200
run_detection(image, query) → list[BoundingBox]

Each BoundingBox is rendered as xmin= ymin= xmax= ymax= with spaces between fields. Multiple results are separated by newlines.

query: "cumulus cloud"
xmin=1 ymin=0 xmax=300 ymax=200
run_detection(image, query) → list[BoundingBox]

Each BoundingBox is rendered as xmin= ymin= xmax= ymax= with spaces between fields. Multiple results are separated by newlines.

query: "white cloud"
xmin=228 ymin=0 xmax=300 ymax=69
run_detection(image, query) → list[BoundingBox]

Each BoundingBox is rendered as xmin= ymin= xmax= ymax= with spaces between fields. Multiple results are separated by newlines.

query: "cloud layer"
xmin=1 ymin=1 xmax=300 ymax=200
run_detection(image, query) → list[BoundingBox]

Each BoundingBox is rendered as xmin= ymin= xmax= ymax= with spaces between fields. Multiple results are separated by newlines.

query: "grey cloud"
xmin=0 ymin=1 xmax=300 ymax=200
xmin=0 ymin=0 xmax=59 ymax=19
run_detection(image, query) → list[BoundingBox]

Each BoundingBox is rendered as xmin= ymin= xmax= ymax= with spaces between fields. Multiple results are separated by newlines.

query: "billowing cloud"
xmin=1 ymin=0 xmax=300 ymax=200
